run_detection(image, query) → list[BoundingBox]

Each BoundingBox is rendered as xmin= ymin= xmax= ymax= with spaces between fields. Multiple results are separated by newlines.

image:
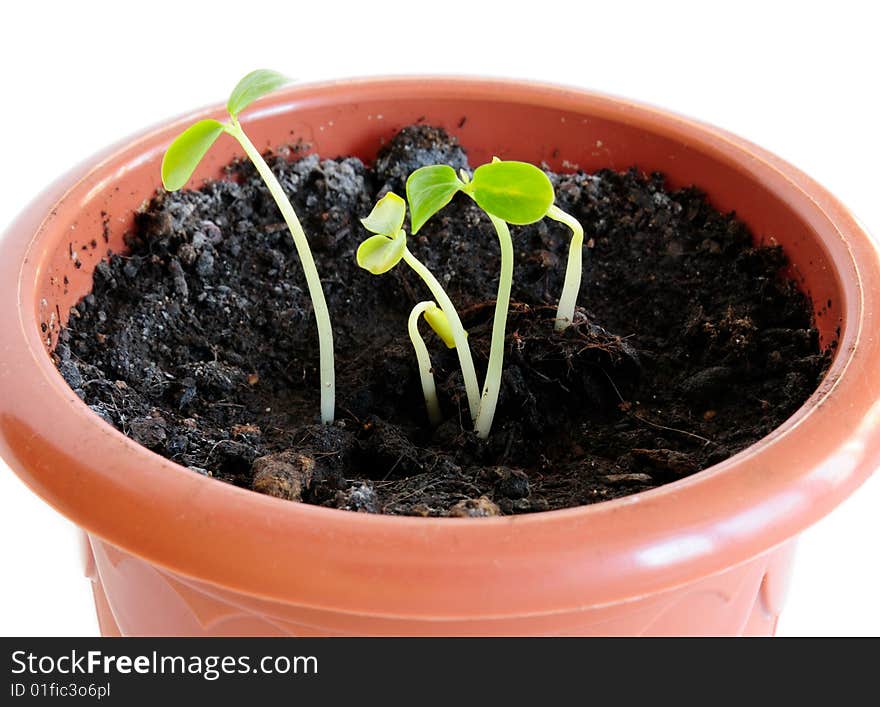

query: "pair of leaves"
xmin=161 ymin=69 xmax=289 ymax=191
xmin=357 ymin=193 xmax=408 ymax=274
xmin=357 ymin=194 xmax=456 ymax=349
xmin=406 ymin=160 xmax=555 ymax=233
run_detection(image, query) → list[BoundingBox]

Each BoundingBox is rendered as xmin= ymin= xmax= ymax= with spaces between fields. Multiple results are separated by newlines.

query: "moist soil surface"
xmin=55 ymin=126 xmax=830 ymax=517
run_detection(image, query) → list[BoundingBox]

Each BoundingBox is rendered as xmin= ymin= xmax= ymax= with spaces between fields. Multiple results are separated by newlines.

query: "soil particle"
xmin=680 ymin=366 xmax=733 ymax=404
xmin=448 ymin=497 xmax=503 ymax=518
xmin=631 ymin=448 xmax=701 ymax=478
xmin=251 ymin=450 xmax=316 ymax=501
xmin=335 ymin=482 xmax=379 ymax=514
xmin=373 ymin=125 xmax=469 ymax=194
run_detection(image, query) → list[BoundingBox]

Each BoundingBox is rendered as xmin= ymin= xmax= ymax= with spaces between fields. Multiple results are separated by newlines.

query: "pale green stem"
xmin=547 ymin=204 xmax=585 ymax=332
xmin=225 ymin=119 xmax=335 ymax=424
xmin=402 ymin=248 xmax=481 ymax=422
xmin=473 ymin=215 xmax=513 ymax=440
xmin=408 ymin=301 xmax=443 ymax=426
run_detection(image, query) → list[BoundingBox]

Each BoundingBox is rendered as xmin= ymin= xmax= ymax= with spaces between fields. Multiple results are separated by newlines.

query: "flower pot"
xmin=1 ymin=77 xmax=877 ymax=636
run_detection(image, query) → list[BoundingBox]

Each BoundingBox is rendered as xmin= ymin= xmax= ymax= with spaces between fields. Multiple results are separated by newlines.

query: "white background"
xmin=0 ymin=1 xmax=877 ymax=636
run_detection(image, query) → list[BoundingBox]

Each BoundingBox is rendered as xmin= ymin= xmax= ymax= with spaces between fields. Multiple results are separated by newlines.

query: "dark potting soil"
xmin=55 ymin=126 xmax=830 ymax=516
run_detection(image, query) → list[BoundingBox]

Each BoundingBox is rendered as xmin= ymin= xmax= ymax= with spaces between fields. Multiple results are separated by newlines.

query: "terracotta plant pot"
xmin=1 ymin=78 xmax=877 ymax=636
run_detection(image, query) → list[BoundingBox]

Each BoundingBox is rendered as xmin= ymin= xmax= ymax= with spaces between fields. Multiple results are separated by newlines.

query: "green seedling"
xmin=357 ymin=193 xmax=481 ymax=422
xmin=407 ymin=158 xmax=585 ymax=438
xmin=407 ymin=301 xmax=456 ymax=426
xmin=161 ymin=70 xmax=336 ymax=424
xmin=547 ymin=206 xmax=585 ymax=331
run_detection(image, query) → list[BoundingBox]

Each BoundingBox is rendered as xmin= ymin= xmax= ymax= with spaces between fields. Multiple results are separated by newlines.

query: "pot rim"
xmin=2 ymin=75 xmax=878 ymax=619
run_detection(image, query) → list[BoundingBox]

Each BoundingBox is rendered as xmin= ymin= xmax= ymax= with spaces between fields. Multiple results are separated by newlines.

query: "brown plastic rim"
xmin=1 ymin=77 xmax=878 ymax=620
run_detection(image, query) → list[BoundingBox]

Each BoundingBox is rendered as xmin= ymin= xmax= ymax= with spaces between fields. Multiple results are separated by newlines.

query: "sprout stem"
xmin=402 ymin=248 xmax=481 ymax=422
xmin=408 ymin=302 xmax=444 ymax=426
xmin=547 ymin=204 xmax=584 ymax=331
xmin=473 ymin=215 xmax=514 ymax=440
xmin=225 ymin=119 xmax=335 ymax=424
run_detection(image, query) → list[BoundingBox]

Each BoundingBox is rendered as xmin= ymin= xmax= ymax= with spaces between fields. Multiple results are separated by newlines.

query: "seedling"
xmin=407 ymin=301 xmax=455 ymax=426
xmin=161 ymin=70 xmax=336 ymax=424
xmin=357 ymin=193 xmax=482 ymax=422
xmin=546 ymin=206 xmax=585 ymax=331
xmin=407 ymin=158 xmax=585 ymax=438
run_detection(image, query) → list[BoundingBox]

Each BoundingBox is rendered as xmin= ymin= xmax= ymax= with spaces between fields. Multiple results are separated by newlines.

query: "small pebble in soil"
xmin=448 ymin=497 xmax=502 ymax=518
xmin=251 ymin=450 xmax=316 ymax=501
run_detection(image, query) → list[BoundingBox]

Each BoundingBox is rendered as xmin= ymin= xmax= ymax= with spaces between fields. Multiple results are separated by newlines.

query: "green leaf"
xmin=356 ymin=231 xmax=407 ymax=275
xmin=469 ymin=160 xmax=555 ymax=225
xmin=161 ymin=119 xmax=226 ymax=191
xmin=361 ymin=192 xmax=407 ymax=236
xmin=424 ymin=305 xmax=460 ymax=349
xmin=227 ymin=69 xmax=290 ymax=118
xmin=406 ymin=165 xmax=464 ymax=234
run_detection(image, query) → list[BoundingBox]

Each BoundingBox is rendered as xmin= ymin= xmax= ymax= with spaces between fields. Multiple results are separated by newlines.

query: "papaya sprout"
xmin=407 ymin=158 xmax=583 ymax=439
xmin=161 ymin=70 xmax=336 ymax=424
xmin=547 ymin=205 xmax=585 ymax=330
xmin=408 ymin=301 xmax=457 ymax=426
xmin=356 ymin=193 xmax=481 ymax=422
